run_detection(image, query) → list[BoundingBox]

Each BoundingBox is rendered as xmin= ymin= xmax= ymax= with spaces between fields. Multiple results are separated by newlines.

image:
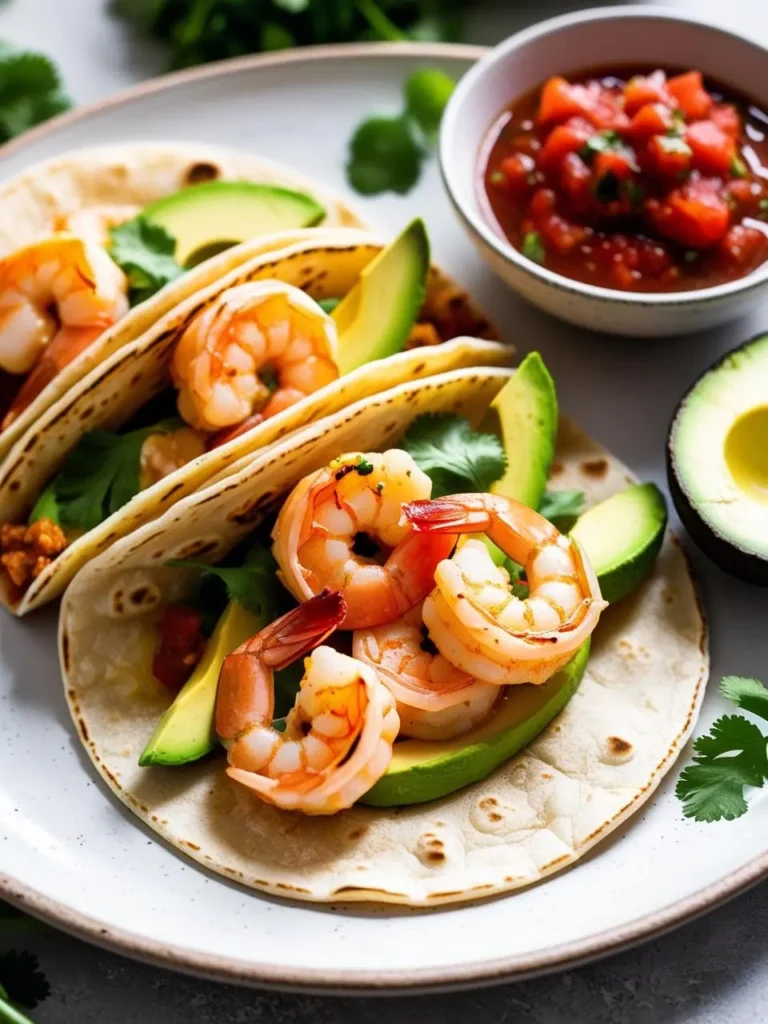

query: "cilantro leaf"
xmin=404 ymin=68 xmax=454 ymax=141
xmin=720 ymin=676 xmax=768 ymax=723
xmin=522 ymin=231 xmax=545 ymax=265
xmin=346 ymin=115 xmax=422 ymax=196
xmin=0 ymin=950 xmax=50 ymax=1009
xmin=32 ymin=420 xmax=182 ymax=531
xmin=0 ymin=43 xmax=72 ymax=143
xmin=539 ymin=489 xmax=585 ymax=527
xmin=402 ymin=413 xmax=507 ymax=497
xmin=677 ymin=714 xmax=768 ymax=822
xmin=109 ymin=217 xmax=184 ymax=305
xmin=169 ymin=543 xmax=279 ymax=619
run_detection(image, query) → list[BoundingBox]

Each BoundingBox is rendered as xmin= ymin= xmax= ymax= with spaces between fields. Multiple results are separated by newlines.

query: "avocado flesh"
xmin=668 ymin=333 xmax=768 ymax=584
xmin=139 ymin=601 xmax=262 ymax=766
xmin=332 ymin=218 xmax=429 ymax=376
xmin=571 ymin=483 xmax=667 ymax=604
xmin=362 ymin=640 xmax=590 ymax=807
xmin=141 ymin=181 xmax=326 ymax=268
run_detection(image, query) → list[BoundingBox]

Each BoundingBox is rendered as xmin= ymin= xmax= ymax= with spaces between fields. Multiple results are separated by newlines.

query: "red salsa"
xmin=480 ymin=67 xmax=768 ymax=292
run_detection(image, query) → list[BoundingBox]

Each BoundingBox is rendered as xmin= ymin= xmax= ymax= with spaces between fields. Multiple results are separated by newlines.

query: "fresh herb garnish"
xmin=317 ymin=297 xmax=341 ymax=315
xmin=346 ymin=68 xmax=454 ymax=195
xmin=489 ymin=169 xmax=506 ymax=186
xmin=0 ymin=42 xmax=71 ymax=143
xmin=356 ymin=456 xmax=374 ymax=476
xmin=402 ymin=413 xmax=507 ymax=498
xmin=622 ymin=179 xmax=645 ymax=208
xmin=657 ymin=135 xmax=692 ymax=157
xmin=168 ymin=543 xmax=278 ymax=620
xmin=730 ymin=154 xmax=748 ymax=178
xmin=580 ymin=129 xmax=621 ymax=160
xmin=521 ymin=231 xmax=545 ymax=265
xmin=30 ymin=420 xmax=182 ymax=531
xmin=109 ymin=217 xmax=184 ymax=305
xmin=684 ymin=249 xmax=700 ymax=263
xmin=677 ymin=676 xmax=768 ymax=822
xmin=539 ymin=489 xmax=585 ymax=528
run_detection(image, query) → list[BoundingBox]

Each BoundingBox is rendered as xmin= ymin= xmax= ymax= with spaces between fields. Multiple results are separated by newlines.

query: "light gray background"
xmin=0 ymin=0 xmax=765 ymax=1020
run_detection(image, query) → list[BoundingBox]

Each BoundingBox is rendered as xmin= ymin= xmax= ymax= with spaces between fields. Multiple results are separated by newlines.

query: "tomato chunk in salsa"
xmin=481 ymin=67 xmax=768 ymax=292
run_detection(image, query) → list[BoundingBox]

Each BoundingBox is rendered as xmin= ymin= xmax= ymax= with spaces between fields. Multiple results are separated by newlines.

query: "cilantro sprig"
xmin=402 ymin=414 xmax=507 ymax=497
xmin=0 ymin=42 xmax=71 ymax=143
xmin=346 ymin=68 xmax=454 ymax=196
xmin=677 ymin=676 xmax=768 ymax=822
xmin=108 ymin=218 xmax=184 ymax=306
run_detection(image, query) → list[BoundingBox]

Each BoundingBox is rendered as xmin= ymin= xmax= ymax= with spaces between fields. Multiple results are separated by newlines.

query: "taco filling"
xmin=137 ymin=353 xmax=667 ymax=813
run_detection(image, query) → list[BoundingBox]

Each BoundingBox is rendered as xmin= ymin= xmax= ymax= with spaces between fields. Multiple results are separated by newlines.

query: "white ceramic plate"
xmin=0 ymin=42 xmax=766 ymax=994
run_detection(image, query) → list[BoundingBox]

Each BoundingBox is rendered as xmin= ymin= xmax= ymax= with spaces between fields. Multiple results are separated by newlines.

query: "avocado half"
xmin=142 ymin=181 xmax=326 ymax=268
xmin=667 ymin=333 xmax=768 ymax=585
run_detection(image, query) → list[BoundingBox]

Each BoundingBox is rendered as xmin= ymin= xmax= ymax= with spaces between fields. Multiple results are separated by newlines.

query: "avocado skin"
xmin=361 ymin=640 xmax=590 ymax=807
xmin=667 ymin=333 xmax=768 ymax=586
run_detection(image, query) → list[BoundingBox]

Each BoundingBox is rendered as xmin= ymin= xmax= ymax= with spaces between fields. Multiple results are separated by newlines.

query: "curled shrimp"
xmin=404 ymin=494 xmax=607 ymax=685
xmin=215 ymin=591 xmax=399 ymax=815
xmin=171 ymin=281 xmax=339 ymax=432
xmin=353 ymin=602 xmax=499 ymax=740
xmin=271 ymin=450 xmax=457 ymax=631
xmin=0 ymin=236 xmax=128 ymax=429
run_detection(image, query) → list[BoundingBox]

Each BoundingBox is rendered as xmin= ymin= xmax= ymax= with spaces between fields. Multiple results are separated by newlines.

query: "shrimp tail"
xmin=257 ymin=589 xmax=347 ymax=669
xmin=403 ymin=498 xmax=492 ymax=535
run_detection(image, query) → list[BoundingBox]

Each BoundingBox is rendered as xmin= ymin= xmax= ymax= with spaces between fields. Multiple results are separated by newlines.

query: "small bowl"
xmin=440 ymin=6 xmax=768 ymax=337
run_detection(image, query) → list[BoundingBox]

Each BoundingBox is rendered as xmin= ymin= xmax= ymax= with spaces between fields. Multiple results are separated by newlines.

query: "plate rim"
xmin=0 ymin=39 xmax=765 ymax=993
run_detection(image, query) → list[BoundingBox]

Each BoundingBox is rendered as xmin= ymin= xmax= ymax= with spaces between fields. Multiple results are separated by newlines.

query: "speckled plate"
xmin=0 ymin=42 xmax=766 ymax=994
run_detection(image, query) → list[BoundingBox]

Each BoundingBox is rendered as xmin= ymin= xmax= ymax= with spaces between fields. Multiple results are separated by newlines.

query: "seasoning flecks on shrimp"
xmin=353 ymin=602 xmax=499 ymax=740
xmin=0 ymin=236 xmax=129 ymax=429
xmin=271 ymin=450 xmax=458 ymax=631
xmin=215 ymin=590 xmax=399 ymax=815
xmin=404 ymin=494 xmax=606 ymax=685
xmin=171 ymin=281 xmax=339 ymax=432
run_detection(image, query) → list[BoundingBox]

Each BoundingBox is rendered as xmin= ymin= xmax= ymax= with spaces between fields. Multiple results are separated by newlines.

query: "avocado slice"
xmin=333 ymin=218 xmax=429 ymax=376
xmin=139 ymin=601 xmax=261 ymax=766
xmin=571 ymin=483 xmax=667 ymax=604
xmin=361 ymin=640 xmax=590 ymax=807
xmin=668 ymin=333 xmax=768 ymax=585
xmin=481 ymin=351 xmax=558 ymax=508
xmin=141 ymin=181 xmax=326 ymax=268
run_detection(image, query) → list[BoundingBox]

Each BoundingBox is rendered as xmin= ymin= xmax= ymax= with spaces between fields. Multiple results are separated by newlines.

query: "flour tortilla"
xmin=0 ymin=231 xmax=505 ymax=614
xmin=0 ymin=141 xmax=366 ymax=462
xmin=60 ymin=365 xmax=708 ymax=907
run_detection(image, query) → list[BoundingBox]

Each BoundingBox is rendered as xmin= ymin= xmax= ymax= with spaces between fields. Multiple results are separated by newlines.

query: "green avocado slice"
xmin=332 ymin=218 xmax=429 ymax=376
xmin=362 ymin=640 xmax=590 ymax=807
xmin=139 ymin=601 xmax=262 ymax=766
xmin=141 ymin=181 xmax=326 ymax=268
xmin=571 ymin=482 xmax=667 ymax=604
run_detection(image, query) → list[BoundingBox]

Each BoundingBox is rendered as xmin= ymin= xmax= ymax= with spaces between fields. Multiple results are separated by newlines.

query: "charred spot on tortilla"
xmin=62 ymin=631 xmax=71 ymax=672
xmin=184 ymin=162 xmax=221 ymax=185
xmin=608 ymin=736 xmax=632 ymax=755
xmin=8 ymin=481 xmax=19 ymax=492
xmin=582 ymin=457 xmax=609 ymax=478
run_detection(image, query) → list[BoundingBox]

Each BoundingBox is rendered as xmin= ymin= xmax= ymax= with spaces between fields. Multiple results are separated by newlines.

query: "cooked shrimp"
xmin=57 ymin=204 xmax=141 ymax=247
xmin=271 ymin=450 xmax=457 ymax=631
xmin=171 ymin=281 xmax=339 ymax=432
xmin=404 ymin=495 xmax=606 ymax=685
xmin=0 ymin=236 xmax=128 ymax=429
xmin=353 ymin=602 xmax=499 ymax=740
xmin=216 ymin=591 xmax=399 ymax=815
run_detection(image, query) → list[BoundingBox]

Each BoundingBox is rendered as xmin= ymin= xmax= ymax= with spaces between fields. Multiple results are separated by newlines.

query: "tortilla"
xmin=0 ymin=231 xmax=506 ymax=614
xmin=0 ymin=141 xmax=365 ymax=462
xmin=60 ymin=365 xmax=708 ymax=907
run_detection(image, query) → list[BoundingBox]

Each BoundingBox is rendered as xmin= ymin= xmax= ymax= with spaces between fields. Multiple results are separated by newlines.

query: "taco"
xmin=0 ymin=141 xmax=365 ymax=460
xmin=0 ymin=222 xmax=506 ymax=614
xmin=60 ymin=355 xmax=707 ymax=906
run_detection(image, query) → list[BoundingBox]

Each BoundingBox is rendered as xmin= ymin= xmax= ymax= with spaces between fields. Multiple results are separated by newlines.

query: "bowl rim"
xmin=440 ymin=4 xmax=768 ymax=308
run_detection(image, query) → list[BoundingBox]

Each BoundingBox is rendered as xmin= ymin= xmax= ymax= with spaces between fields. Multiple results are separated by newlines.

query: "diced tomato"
xmin=686 ymin=120 xmax=735 ymax=175
xmin=710 ymin=103 xmax=741 ymax=140
xmin=560 ymin=151 xmax=592 ymax=203
xmin=720 ymin=224 xmax=767 ymax=270
xmin=529 ymin=187 xmax=556 ymax=220
xmin=629 ymin=102 xmax=674 ymax=140
xmin=538 ymin=76 xmax=584 ymax=124
xmin=594 ymin=147 xmax=636 ymax=181
xmin=647 ymin=179 xmax=730 ymax=247
xmin=528 ymin=187 xmax=587 ymax=252
xmin=668 ymin=71 xmax=712 ymax=120
xmin=537 ymin=117 xmax=592 ymax=170
xmin=624 ymin=71 xmax=672 ymax=115
xmin=647 ymin=133 xmax=692 ymax=178
xmin=496 ymin=152 xmax=536 ymax=197
xmin=152 ymin=604 xmax=205 ymax=693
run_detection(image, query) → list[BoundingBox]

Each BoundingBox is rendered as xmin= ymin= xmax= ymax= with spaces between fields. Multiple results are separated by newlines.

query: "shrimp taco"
xmin=60 ymin=354 xmax=708 ymax=907
xmin=0 ymin=141 xmax=365 ymax=461
xmin=0 ymin=221 xmax=506 ymax=614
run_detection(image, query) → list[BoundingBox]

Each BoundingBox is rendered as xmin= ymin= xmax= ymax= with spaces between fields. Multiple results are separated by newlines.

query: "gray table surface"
xmin=0 ymin=0 xmax=765 ymax=1020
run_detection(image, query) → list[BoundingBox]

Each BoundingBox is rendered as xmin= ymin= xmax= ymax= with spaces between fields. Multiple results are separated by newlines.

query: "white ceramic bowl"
xmin=440 ymin=6 xmax=768 ymax=337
